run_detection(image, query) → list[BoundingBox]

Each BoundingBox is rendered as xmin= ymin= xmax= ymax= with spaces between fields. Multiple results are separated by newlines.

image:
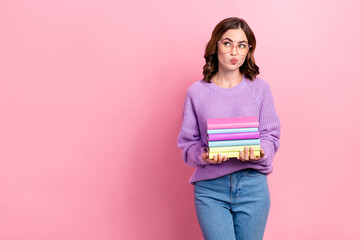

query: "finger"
xmin=252 ymin=149 xmax=265 ymax=161
xmin=241 ymin=150 xmax=245 ymax=161
xmin=244 ymin=147 xmax=249 ymax=161
xmin=222 ymin=155 xmax=228 ymax=162
xmin=209 ymin=159 xmax=217 ymax=164
xmin=238 ymin=150 xmax=244 ymax=161
xmin=203 ymin=157 xmax=212 ymax=164
xmin=217 ymin=153 xmax=222 ymax=164
xmin=202 ymin=152 xmax=209 ymax=160
xmin=206 ymin=155 xmax=218 ymax=164
xmin=249 ymin=147 xmax=255 ymax=160
xmin=260 ymin=149 xmax=265 ymax=157
xmin=213 ymin=154 xmax=218 ymax=163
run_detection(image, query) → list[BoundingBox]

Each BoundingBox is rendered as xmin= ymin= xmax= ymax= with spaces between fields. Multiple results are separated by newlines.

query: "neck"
xmin=212 ymin=69 xmax=243 ymax=88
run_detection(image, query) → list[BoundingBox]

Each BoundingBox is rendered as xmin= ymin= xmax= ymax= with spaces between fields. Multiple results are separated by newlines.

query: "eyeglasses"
xmin=217 ymin=39 xmax=252 ymax=55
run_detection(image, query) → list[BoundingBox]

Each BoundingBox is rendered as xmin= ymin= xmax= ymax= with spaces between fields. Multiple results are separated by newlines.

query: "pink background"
xmin=1 ymin=0 xmax=359 ymax=239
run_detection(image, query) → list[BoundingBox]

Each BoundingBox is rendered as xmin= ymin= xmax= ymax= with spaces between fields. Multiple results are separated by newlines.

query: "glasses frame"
xmin=217 ymin=39 xmax=252 ymax=55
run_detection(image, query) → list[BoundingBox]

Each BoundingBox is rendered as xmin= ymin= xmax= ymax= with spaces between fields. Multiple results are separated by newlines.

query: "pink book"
xmin=207 ymin=116 xmax=259 ymax=130
xmin=208 ymin=132 xmax=260 ymax=141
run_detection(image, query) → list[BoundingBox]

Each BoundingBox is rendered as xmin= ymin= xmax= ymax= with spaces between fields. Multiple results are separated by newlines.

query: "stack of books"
xmin=207 ymin=116 xmax=261 ymax=159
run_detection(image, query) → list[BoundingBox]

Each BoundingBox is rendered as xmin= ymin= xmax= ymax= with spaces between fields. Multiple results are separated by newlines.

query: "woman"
xmin=177 ymin=17 xmax=281 ymax=240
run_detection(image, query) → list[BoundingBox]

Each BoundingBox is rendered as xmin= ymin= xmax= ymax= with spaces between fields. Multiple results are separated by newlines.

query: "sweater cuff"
xmin=250 ymin=140 xmax=274 ymax=166
xmin=199 ymin=147 xmax=210 ymax=165
xmin=188 ymin=143 xmax=210 ymax=167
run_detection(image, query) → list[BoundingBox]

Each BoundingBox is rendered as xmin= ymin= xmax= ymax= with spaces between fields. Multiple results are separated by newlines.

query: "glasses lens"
xmin=218 ymin=41 xmax=250 ymax=55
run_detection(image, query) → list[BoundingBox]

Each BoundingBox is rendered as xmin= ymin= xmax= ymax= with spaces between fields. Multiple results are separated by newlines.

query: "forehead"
xmin=221 ymin=28 xmax=247 ymax=42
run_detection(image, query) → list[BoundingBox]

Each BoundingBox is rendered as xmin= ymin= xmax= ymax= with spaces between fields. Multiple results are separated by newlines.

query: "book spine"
xmin=207 ymin=116 xmax=258 ymax=125
xmin=207 ymin=127 xmax=259 ymax=134
xmin=209 ymin=145 xmax=261 ymax=153
xmin=208 ymin=139 xmax=260 ymax=147
xmin=209 ymin=151 xmax=260 ymax=159
xmin=208 ymin=132 xmax=260 ymax=141
xmin=207 ymin=122 xmax=259 ymax=130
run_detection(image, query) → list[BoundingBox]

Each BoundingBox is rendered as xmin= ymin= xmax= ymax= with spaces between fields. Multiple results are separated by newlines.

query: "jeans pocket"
xmin=244 ymin=169 xmax=263 ymax=177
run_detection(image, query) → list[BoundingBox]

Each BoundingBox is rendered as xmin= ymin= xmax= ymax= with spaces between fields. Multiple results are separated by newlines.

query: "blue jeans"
xmin=194 ymin=169 xmax=270 ymax=240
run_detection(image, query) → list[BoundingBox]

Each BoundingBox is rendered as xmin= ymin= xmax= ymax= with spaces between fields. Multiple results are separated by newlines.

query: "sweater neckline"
xmin=207 ymin=76 xmax=248 ymax=94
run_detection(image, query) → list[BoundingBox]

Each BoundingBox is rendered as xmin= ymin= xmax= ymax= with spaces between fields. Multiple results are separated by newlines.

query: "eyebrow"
xmin=223 ymin=38 xmax=248 ymax=43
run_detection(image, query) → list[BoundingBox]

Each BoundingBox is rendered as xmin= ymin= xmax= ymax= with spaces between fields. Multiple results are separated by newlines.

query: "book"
xmin=209 ymin=145 xmax=261 ymax=153
xmin=207 ymin=116 xmax=259 ymax=130
xmin=208 ymin=139 xmax=260 ymax=147
xmin=207 ymin=127 xmax=259 ymax=134
xmin=209 ymin=151 xmax=260 ymax=159
xmin=208 ymin=132 xmax=260 ymax=141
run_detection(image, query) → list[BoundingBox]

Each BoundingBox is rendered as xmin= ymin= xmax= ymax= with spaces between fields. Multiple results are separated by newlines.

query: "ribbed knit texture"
xmin=177 ymin=77 xmax=281 ymax=184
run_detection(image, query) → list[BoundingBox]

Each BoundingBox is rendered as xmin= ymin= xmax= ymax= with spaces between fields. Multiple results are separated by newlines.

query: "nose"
xmin=230 ymin=45 xmax=238 ymax=55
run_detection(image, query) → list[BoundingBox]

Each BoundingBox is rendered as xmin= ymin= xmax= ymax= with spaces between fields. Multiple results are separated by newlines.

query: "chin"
xmin=226 ymin=65 xmax=241 ymax=71
xmin=219 ymin=62 xmax=241 ymax=72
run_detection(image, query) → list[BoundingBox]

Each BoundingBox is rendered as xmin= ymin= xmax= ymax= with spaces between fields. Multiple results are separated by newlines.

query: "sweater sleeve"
xmin=252 ymin=82 xmax=281 ymax=166
xmin=177 ymin=91 xmax=210 ymax=167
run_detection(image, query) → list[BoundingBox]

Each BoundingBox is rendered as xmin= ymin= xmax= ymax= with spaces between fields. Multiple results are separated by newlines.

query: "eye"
xmin=223 ymin=41 xmax=231 ymax=47
xmin=239 ymin=43 xmax=247 ymax=48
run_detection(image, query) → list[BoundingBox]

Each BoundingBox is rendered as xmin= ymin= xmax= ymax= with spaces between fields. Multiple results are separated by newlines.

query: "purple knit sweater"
xmin=177 ymin=77 xmax=281 ymax=184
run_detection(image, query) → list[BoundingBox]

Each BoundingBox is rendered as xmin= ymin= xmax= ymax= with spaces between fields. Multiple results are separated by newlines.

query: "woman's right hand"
xmin=202 ymin=151 xmax=228 ymax=164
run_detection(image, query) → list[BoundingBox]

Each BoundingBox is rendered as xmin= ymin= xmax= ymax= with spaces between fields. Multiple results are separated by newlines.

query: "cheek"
xmin=238 ymin=56 xmax=247 ymax=66
xmin=217 ymin=53 xmax=227 ymax=64
xmin=240 ymin=58 xmax=246 ymax=65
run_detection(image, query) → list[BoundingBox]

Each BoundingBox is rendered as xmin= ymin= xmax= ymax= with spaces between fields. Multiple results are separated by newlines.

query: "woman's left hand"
xmin=237 ymin=147 xmax=265 ymax=161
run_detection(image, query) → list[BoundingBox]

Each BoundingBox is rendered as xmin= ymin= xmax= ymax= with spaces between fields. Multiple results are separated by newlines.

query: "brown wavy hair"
xmin=203 ymin=17 xmax=259 ymax=82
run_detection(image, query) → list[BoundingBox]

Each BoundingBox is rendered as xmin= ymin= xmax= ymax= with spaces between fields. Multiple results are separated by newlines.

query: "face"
xmin=217 ymin=28 xmax=249 ymax=72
